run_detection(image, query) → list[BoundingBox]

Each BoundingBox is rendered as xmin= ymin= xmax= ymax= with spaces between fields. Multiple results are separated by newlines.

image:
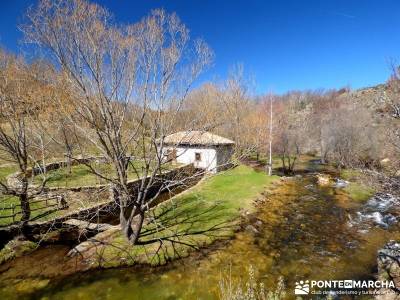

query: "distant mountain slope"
xmin=345 ymin=83 xmax=387 ymax=108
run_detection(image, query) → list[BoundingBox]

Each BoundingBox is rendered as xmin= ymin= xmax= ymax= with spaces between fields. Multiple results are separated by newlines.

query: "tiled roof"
xmin=163 ymin=131 xmax=235 ymax=146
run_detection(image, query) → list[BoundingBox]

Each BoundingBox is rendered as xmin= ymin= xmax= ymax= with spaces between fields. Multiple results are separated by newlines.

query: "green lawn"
xmin=0 ymin=165 xmax=18 ymax=181
xmin=0 ymin=164 xmax=20 ymax=226
xmin=90 ymin=165 xmax=280 ymax=267
xmin=33 ymin=161 xmax=178 ymax=188
xmin=0 ymin=194 xmax=69 ymax=226
xmin=0 ymin=163 xmax=69 ymax=226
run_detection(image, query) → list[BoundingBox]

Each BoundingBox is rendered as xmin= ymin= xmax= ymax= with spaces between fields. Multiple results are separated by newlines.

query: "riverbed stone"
xmin=0 ymin=238 xmax=37 ymax=265
xmin=245 ymin=225 xmax=259 ymax=235
xmin=376 ymin=240 xmax=400 ymax=299
xmin=316 ymin=174 xmax=331 ymax=186
xmin=378 ymin=241 xmax=400 ymax=280
xmin=255 ymin=220 xmax=263 ymax=227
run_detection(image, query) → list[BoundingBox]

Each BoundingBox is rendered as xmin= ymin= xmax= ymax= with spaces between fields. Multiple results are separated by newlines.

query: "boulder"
xmin=67 ymin=225 xmax=120 ymax=257
xmin=376 ymin=240 xmax=400 ymax=299
xmin=316 ymin=174 xmax=331 ymax=186
xmin=378 ymin=241 xmax=400 ymax=283
xmin=0 ymin=238 xmax=37 ymax=265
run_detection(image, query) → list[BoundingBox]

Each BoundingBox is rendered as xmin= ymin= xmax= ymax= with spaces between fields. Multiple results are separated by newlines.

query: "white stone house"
xmin=161 ymin=131 xmax=235 ymax=173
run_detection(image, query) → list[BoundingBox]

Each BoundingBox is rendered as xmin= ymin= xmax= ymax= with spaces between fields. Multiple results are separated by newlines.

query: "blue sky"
xmin=1 ymin=0 xmax=400 ymax=94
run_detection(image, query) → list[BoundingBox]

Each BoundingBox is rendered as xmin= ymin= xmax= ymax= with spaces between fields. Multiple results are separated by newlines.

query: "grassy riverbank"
xmin=249 ymin=153 xmax=376 ymax=202
xmin=340 ymin=169 xmax=375 ymax=202
xmin=84 ymin=165 xmax=280 ymax=267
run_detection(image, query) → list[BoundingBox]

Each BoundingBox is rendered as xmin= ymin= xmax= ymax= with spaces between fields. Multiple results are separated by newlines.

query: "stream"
xmin=1 ymin=172 xmax=400 ymax=299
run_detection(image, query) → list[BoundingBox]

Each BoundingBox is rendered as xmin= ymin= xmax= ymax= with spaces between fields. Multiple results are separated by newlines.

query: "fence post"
xmin=58 ymin=195 xmax=67 ymax=209
xmin=12 ymin=204 xmax=15 ymax=222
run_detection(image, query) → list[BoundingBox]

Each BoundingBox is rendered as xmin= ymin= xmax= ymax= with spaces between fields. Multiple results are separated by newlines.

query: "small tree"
xmin=0 ymin=50 xmax=51 ymax=230
xmin=273 ymin=94 xmax=305 ymax=175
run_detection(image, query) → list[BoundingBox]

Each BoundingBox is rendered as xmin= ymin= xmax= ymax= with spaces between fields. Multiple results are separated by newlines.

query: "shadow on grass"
xmin=137 ymin=195 xmax=237 ymax=264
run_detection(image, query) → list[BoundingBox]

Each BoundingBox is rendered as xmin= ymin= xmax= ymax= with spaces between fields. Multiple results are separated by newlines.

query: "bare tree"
xmin=219 ymin=64 xmax=253 ymax=155
xmin=381 ymin=64 xmax=400 ymax=171
xmin=271 ymin=93 xmax=309 ymax=174
xmin=386 ymin=65 xmax=400 ymax=118
xmin=23 ymin=0 xmax=212 ymax=244
xmin=0 ymin=50 xmax=51 ymax=231
xmin=267 ymin=94 xmax=273 ymax=175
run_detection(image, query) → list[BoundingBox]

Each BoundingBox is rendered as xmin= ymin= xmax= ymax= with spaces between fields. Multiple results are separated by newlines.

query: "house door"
xmin=194 ymin=152 xmax=201 ymax=167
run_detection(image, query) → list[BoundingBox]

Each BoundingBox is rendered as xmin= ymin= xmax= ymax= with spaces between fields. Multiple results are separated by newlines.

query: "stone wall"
xmin=0 ymin=161 xmax=199 ymax=246
xmin=21 ymin=164 xmax=199 ymax=235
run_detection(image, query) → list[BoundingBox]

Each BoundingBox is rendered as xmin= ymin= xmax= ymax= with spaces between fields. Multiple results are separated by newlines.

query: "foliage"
xmin=219 ymin=265 xmax=286 ymax=300
xmin=344 ymin=183 xmax=374 ymax=203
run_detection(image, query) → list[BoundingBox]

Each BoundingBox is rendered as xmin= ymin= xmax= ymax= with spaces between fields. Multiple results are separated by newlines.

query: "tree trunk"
xmin=116 ymin=186 xmax=145 ymax=245
xmin=320 ymin=139 xmax=326 ymax=164
xmin=267 ymin=96 xmax=273 ymax=176
xmin=19 ymin=176 xmax=30 ymax=224
xmin=120 ymin=210 xmax=133 ymax=240
xmin=19 ymin=193 xmax=30 ymax=223
xmin=65 ymin=146 xmax=72 ymax=175
xmin=120 ymin=206 xmax=145 ymax=245
xmin=129 ymin=211 xmax=145 ymax=245
xmin=281 ymin=153 xmax=287 ymax=174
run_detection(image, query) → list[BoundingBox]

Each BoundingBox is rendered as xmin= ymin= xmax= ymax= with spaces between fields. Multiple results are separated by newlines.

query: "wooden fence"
xmin=0 ymin=195 xmax=67 ymax=223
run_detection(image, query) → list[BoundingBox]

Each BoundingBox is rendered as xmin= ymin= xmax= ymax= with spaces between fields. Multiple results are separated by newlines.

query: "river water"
xmin=1 ymin=173 xmax=400 ymax=299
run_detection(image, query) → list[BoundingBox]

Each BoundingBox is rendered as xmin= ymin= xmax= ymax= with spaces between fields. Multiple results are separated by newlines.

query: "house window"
xmin=195 ymin=152 xmax=201 ymax=162
xmin=166 ymin=149 xmax=177 ymax=162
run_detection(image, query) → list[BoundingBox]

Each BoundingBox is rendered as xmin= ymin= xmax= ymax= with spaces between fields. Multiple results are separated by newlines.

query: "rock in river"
xmin=245 ymin=225 xmax=259 ymax=235
xmin=316 ymin=174 xmax=331 ymax=186
xmin=376 ymin=240 xmax=400 ymax=299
